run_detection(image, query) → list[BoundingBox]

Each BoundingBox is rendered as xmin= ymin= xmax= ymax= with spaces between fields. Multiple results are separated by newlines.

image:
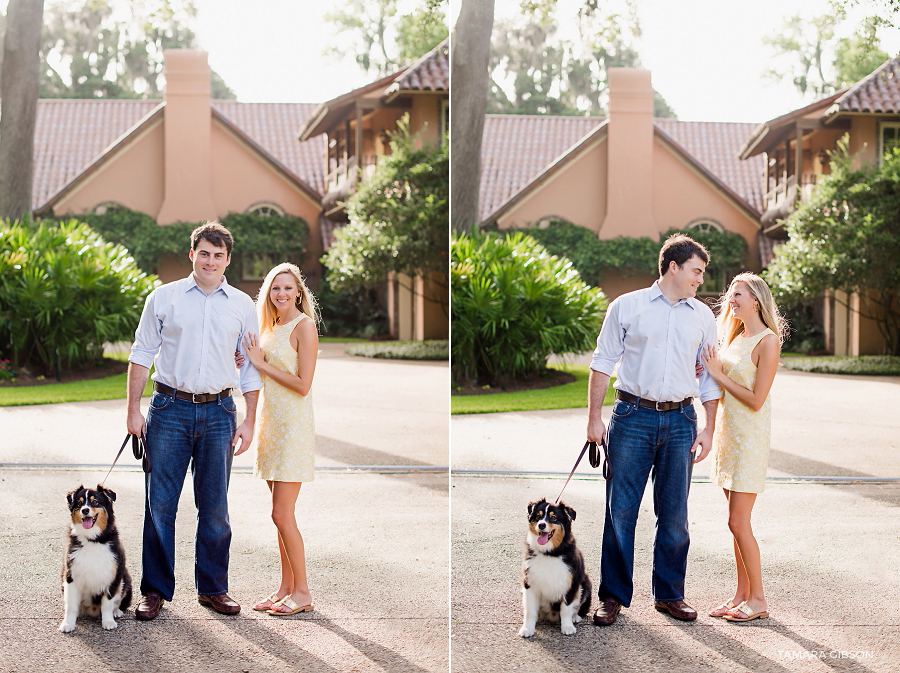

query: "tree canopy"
xmin=763 ymin=11 xmax=889 ymax=99
xmin=764 ymin=137 xmax=900 ymax=355
xmin=488 ymin=0 xmax=675 ymax=117
xmin=0 ymin=0 xmax=235 ymax=99
xmin=325 ymin=0 xmax=448 ymax=76
xmin=322 ymin=117 xmax=448 ymax=307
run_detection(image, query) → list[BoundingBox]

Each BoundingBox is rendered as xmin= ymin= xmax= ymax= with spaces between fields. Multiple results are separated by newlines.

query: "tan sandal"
xmin=723 ymin=601 xmax=769 ymax=622
xmin=267 ymin=596 xmax=314 ymax=616
xmin=709 ymin=600 xmax=738 ymax=617
xmin=252 ymin=592 xmax=283 ymax=611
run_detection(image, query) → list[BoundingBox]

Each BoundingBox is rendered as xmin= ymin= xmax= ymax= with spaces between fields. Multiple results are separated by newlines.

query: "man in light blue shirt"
xmin=126 ymin=222 xmax=262 ymax=620
xmin=587 ymin=234 xmax=721 ymax=627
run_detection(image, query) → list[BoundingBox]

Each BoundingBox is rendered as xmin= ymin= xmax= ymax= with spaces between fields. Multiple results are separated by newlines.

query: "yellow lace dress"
xmin=710 ymin=328 xmax=775 ymax=493
xmin=254 ymin=314 xmax=315 ymax=482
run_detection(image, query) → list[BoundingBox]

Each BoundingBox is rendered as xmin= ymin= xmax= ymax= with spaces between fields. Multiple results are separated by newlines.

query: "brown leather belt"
xmin=154 ymin=382 xmax=232 ymax=404
xmin=616 ymin=390 xmax=692 ymax=412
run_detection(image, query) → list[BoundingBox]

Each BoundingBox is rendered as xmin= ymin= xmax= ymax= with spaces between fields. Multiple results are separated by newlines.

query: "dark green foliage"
xmin=345 ymin=340 xmax=447 ymax=360
xmin=781 ymin=300 xmax=825 ymax=354
xmin=0 ymin=219 xmax=158 ymax=372
xmin=322 ymin=119 xmax=448 ymax=308
xmin=765 ymin=139 xmax=900 ymax=354
xmin=511 ymin=219 xmax=746 ymax=291
xmin=451 ymin=232 xmax=607 ymax=385
xmin=316 ymin=273 xmax=388 ymax=339
xmin=70 ymin=209 xmax=309 ymax=278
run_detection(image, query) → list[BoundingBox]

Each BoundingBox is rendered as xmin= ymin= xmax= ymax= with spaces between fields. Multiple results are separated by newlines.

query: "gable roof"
xmin=298 ymin=39 xmax=449 ymax=140
xmin=830 ymin=55 xmax=900 ymax=115
xmin=479 ymin=115 xmax=765 ymax=222
xmin=32 ymin=99 xmax=325 ymax=213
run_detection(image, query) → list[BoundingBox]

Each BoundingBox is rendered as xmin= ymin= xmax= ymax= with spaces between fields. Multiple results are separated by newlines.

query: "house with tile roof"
xmin=480 ymin=68 xmax=766 ymax=301
xmin=30 ymin=43 xmax=448 ymax=341
xmin=298 ymin=38 xmax=449 ymax=340
xmin=739 ymin=56 xmax=900 ymax=356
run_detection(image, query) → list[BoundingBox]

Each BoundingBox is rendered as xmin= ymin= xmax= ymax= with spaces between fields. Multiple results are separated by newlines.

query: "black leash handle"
xmin=101 ymin=433 xmax=152 ymax=486
xmin=555 ymin=436 xmax=611 ymax=504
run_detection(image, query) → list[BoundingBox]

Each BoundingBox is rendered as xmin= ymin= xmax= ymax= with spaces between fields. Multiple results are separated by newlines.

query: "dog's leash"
xmin=554 ymin=437 xmax=611 ymax=504
xmin=101 ymin=433 xmax=152 ymax=486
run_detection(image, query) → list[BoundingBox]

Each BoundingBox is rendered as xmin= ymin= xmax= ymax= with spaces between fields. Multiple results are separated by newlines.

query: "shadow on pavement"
xmin=316 ymin=618 xmax=435 ymax=673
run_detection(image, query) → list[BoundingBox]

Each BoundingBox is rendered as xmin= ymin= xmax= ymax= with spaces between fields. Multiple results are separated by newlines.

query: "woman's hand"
xmin=700 ymin=344 xmax=724 ymax=382
xmin=242 ymin=333 xmax=266 ymax=368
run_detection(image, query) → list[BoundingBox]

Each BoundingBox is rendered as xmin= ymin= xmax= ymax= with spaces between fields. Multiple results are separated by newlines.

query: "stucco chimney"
xmin=156 ymin=50 xmax=217 ymax=225
xmin=600 ymin=68 xmax=656 ymax=239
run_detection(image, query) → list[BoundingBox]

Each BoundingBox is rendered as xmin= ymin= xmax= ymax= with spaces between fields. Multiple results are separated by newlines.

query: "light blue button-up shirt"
xmin=590 ymin=282 xmax=722 ymax=403
xmin=129 ymin=275 xmax=263 ymax=394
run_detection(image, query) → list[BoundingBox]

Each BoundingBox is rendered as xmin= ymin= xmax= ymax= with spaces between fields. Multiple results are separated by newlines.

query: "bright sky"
xmin=460 ymin=0 xmax=900 ymax=123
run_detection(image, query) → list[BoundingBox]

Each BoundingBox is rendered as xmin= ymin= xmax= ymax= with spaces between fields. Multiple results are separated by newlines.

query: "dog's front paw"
xmin=114 ymin=608 xmax=124 ymax=618
xmin=102 ymin=617 xmax=118 ymax=630
xmin=58 ymin=619 xmax=76 ymax=633
xmin=518 ymin=625 xmax=535 ymax=638
xmin=561 ymin=622 xmax=576 ymax=635
xmin=573 ymin=613 xmax=583 ymax=624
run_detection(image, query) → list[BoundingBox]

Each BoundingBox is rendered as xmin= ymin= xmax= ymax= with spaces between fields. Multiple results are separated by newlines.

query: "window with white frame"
xmin=687 ymin=219 xmax=724 ymax=234
xmin=242 ymin=203 xmax=288 ymax=280
xmin=246 ymin=202 xmax=285 ymax=217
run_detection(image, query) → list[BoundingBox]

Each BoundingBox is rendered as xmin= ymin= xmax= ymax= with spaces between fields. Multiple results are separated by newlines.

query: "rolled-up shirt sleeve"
xmin=237 ymin=303 xmax=263 ymax=394
xmin=590 ymin=299 xmax=624 ymax=375
xmin=129 ymin=290 xmax=161 ymax=369
xmin=697 ymin=310 xmax=723 ymax=403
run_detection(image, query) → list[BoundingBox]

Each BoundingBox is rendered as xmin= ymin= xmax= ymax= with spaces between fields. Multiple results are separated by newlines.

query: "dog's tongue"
xmin=82 ymin=517 xmax=93 ymax=529
xmin=537 ymin=533 xmax=550 ymax=546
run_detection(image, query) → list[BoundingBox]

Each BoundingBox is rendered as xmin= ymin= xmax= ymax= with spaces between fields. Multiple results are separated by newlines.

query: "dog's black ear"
xmin=100 ymin=486 xmax=116 ymax=502
xmin=67 ymin=486 xmax=84 ymax=507
xmin=527 ymin=501 xmax=536 ymax=516
xmin=565 ymin=506 xmax=576 ymax=521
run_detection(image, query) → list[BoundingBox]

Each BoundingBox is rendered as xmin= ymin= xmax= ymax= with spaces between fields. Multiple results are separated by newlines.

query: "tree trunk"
xmin=450 ymin=0 xmax=494 ymax=234
xmin=0 ymin=0 xmax=44 ymax=222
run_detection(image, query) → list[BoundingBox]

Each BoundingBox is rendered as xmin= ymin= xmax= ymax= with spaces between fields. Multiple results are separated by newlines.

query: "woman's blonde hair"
xmin=256 ymin=262 xmax=321 ymax=335
xmin=715 ymin=272 xmax=787 ymax=348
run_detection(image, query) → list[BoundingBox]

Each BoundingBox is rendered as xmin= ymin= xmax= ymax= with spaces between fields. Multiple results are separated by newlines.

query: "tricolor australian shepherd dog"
xmin=59 ymin=485 xmax=132 ymax=632
xmin=518 ymin=499 xmax=591 ymax=638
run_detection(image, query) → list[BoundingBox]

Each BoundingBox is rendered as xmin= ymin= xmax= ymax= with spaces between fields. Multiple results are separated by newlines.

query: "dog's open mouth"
xmin=537 ymin=530 xmax=554 ymax=546
xmin=81 ymin=516 xmax=94 ymax=530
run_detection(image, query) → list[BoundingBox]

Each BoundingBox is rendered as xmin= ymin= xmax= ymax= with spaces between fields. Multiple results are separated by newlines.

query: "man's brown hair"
xmin=190 ymin=221 xmax=234 ymax=255
xmin=658 ymin=233 xmax=709 ymax=276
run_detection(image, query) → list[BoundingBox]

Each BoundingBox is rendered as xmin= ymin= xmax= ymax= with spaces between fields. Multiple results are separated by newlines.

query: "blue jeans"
xmin=141 ymin=391 xmax=237 ymax=600
xmin=598 ymin=397 xmax=697 ymax=607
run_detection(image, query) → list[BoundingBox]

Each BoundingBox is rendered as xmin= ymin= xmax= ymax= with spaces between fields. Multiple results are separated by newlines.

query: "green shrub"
xmin=345 ymin=340 xmax=448 ymax=360
xmin=514 ymin=219 xmax=747 ymax=288
xmin=72 ymin=209 xmax=309 ymax=276
xmin=781 ymin=299 xmax=825 ymax=354
xmin=781 ymin=356 xmax=900 ymax=376
xmin=0 ymin=219 xmax=158 ymax=373
xmin=316 ymin=273 xmax=389 ymax=339
xmin=451 ymin=232 xmax=607 ymax=385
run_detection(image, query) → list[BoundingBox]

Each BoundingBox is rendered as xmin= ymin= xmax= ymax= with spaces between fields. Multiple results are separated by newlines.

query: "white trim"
xmin=877 ymin=121 xmax=900 ymax=164
xmin=687 ymin=218 xmax=724 ymax=233
xmin=245 ymin=201 xmax=285 ymax=216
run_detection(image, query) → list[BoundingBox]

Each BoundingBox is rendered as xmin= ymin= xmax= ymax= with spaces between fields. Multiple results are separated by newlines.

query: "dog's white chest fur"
xmin=525 ymin=553 xmax=572 ymax=601
xmin=69 ymin=540 xmax=117 ymax=598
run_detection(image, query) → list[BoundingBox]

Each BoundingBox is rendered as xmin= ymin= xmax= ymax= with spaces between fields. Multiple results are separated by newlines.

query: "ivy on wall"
xmin=69 ymin=209 xmax=310 ymax=277
xmin=506 ymin=218 xmax=747 ymax=289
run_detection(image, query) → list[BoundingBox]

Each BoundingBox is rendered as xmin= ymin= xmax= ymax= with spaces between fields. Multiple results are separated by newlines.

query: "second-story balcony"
xmin=761 ymin=173 xmax=819 ymax=230
xmin=322 ymin=155 xmax=379 ymax=217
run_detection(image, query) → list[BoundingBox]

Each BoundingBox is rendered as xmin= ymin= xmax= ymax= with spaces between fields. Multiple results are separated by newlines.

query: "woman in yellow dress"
xmin=242 ymin=262 xmax=320 ymax=616
xmin=701 ymin=273 xmax=785 ymax=623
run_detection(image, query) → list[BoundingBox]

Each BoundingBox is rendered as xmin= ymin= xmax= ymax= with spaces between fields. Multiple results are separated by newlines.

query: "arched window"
xmin=93 ymin=201 xmax=125 ymax=215
xmin=687 ymin=218 xmax=724 ymax=234
xmin=246 ymin=202 xmax=285 ymax=217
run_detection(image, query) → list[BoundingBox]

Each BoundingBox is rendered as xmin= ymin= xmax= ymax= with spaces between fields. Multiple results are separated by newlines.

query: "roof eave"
xmin=738 ymin=90 xmax=845 ymax=159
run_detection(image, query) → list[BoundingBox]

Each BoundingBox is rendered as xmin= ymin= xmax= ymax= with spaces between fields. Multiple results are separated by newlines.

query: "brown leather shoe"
xmin=592 ymin=597 xmax=621 ymax=626
xmin=654 ymin=599 xmax=698 ymax=621
xmin=198 ymin=593 xmax=241 ymax=615
xmin=135 ymin=591 xmax=164 ymax=621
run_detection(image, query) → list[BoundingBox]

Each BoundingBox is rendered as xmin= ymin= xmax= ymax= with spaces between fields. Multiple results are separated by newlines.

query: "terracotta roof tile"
xmin=392 ymin=38 xmax=448 ymax=92
xmin=480 ymin=115 xmax=765 ymax=221
xmin=655 ymin=119 xmax=765 ymax=213
xmin=33 ymin=99 xmax=325 ymax=211
xmin=834 ymin=56 xmax=900 ymax=113
xmin=34 ymin=99 xmax=160 ymax=210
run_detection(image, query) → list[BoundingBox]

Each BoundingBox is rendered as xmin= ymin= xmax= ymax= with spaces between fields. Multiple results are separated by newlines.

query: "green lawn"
xmin=0 ymin=370 xmax=152 ymax=407
xmin=451 ymin=364 xmax=616 ymax=414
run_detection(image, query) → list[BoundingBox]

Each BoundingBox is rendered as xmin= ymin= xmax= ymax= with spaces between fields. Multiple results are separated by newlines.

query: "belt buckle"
xmin=192 ymin=392 xmax=204 ymax=404
xmin=655 ymin=400 xmax=665 ymax=412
